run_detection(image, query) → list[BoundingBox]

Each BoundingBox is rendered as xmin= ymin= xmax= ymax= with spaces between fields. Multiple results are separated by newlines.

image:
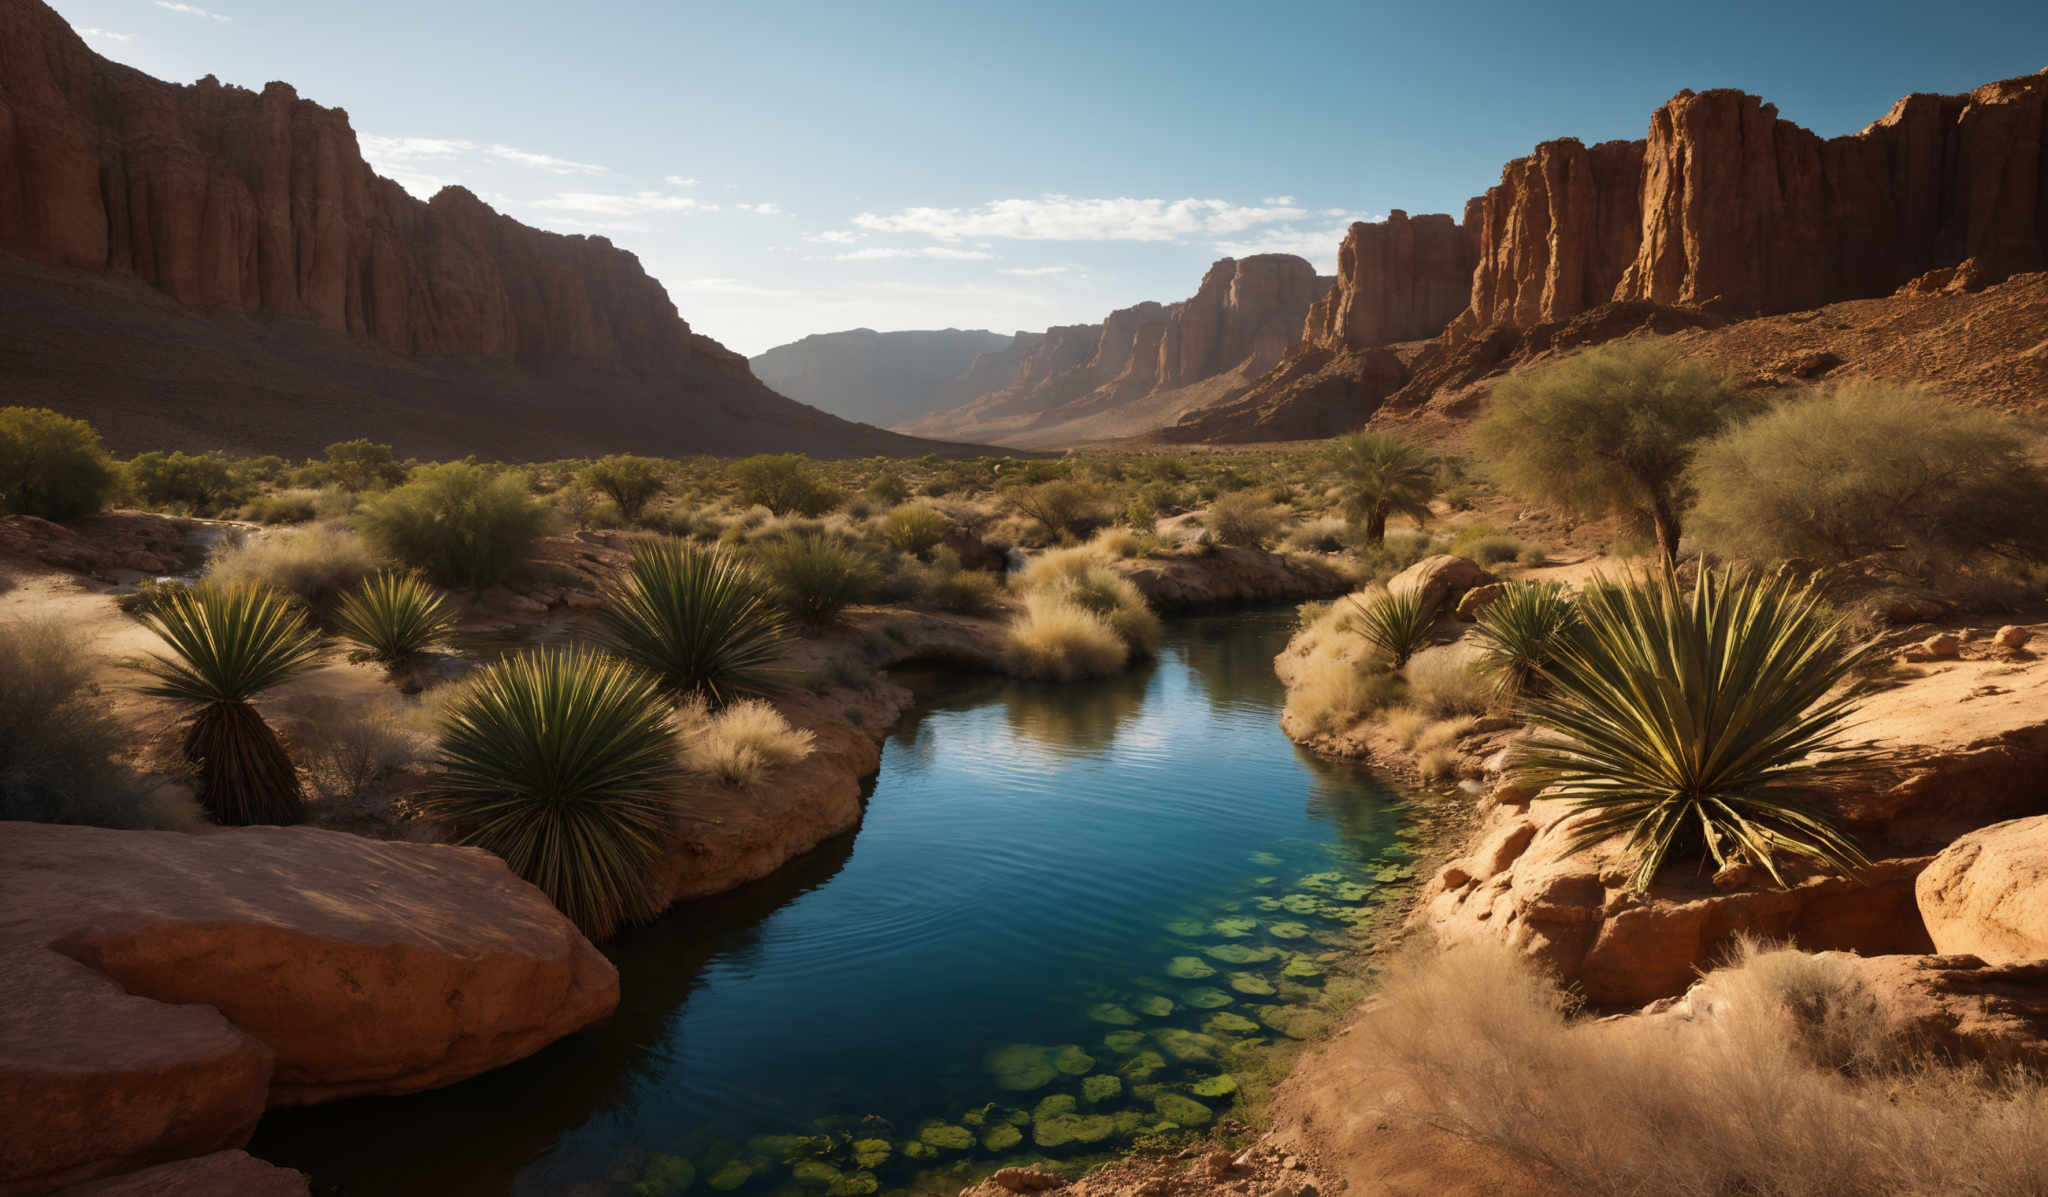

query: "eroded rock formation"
xmin=1918 ymin=816 xmax=2048 ymax=963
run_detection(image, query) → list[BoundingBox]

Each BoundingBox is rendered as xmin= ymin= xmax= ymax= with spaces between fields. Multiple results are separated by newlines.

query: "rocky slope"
xmin=0 ymin=0 xmax=976 ymax=459
xmin=1176 ymin=68 xmax=2048 ymax=442
xmin=747 ymin=327 xmax=1017 ymax=426
xmin=898 ymin=254 xmax=1331 ymax=447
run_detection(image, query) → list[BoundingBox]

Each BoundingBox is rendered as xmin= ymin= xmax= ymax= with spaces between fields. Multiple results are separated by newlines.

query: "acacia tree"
xmin=582 ymin=454 xmax=669 ymax=522
xmin=1474 ymin=341 xmax=1746 ymax=566
xmin=1324 ymin=432 xmax=1438 ymax=545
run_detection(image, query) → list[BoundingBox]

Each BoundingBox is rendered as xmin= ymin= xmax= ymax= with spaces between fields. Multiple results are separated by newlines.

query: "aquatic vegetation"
xmin=1053 ymin=1044 xmax=1095 ymax=1075
xmin=1087 ymin=1003 xmax=1139 ymax=1026
xmin=849 ymin=1139 xmax=891 ymax=1169
xmin=1163 ymin=918 xmax=1208 ymax=936
xmin=1130 ymin=995 xmax=1175 ymax=1018
xmin=1082 ymin=1074 xmax=1123 ymax=1103
xmin=1229 ymin=974 xmax=1276 ymax=996
xmin=1164 ymin=956 xmax=1215 ymax=980
xmin=1206 ymin=943 xmax=1278 ymax=964
xmin=1151 ymin=1092 xmax=1215 ymax=1127
xmin=1204 ymin=1012 xmax=1259 ymax=1035
xmin=136 ymin=582 xmax=321 ymax=825
xmin=980 ymin=1125 xmax=1022 ymax=1152
xmin=1210 ymin=917 xmax=1256 ymax=937
xmin=705 ymin=1161 xmax=754 ymax=1191
xmin=1154 ymin=1028 xmax=1221 ymax=1065
xmin=1190 ymin=1074 xmax=1239 ymax=1098
xmin=599 ymin=538 xmax=789 ymax=705
xmin=334 ymin=571 xmax=456 ymax=662
xmin=916 ymin=1122 xmax=974 ymax=1151
xmin=984 ymin=1044 xmax=1060 ymax=1091
xmin=634 ymin=1155 xmax=694 ymax=1197
xmin=1267 ymin=921 xmax=1310 ymax=940
xmin=416 ymin=647 xmax=683 ymax=939
xmin=1117 ymin=1049 xmax=1167 ymax=1081
xmin=1183 ymin=988 xmax=1234 ymax=1009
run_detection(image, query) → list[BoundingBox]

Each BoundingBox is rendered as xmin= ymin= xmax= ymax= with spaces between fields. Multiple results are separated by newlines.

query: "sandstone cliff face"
xmin=1454 ymin=140 xmax=1645 ymax=335
xmin=1308 ymin=209 xmax=1481 ymax=349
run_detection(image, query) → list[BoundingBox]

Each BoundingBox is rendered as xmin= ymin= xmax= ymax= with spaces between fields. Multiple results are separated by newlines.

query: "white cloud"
xmin=851 ymin=195 xmax=1311 ymax=243
xmin=672 ymin=277 xmax=804 ymax=299
xmin=804 ymin=230 xmax=862 ymax=245
xmin=1321 ymin=208 xmax=1353 ymax=217
xmin=1262 ymin=195 xmax=1296 ymax=206
xmin=80 ymin=26 xmax=135 ymax=41
xmin=534 ymin=191 xmax=711 ymax=216
xmin=664 ymin=175 xmax=700 ymax=187
xmin=358 ymin=135 xmax=608 ymax=178
xmin=998 ymin=265 xmax=1076 ymax=277
xmin=736 ymin=202 xmax=784 ymax=215
xmin=834 ymin=246 xmax=994 ymax=262
xmin=1211 ymin=223 xmax=1360 ymax=270
xmin=153 ymin=1 xmax=228 ymax=20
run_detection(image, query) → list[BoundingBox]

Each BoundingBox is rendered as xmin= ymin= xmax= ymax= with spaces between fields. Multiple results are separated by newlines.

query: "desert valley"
xmin=5 ymin=0 xmax=2048 ymax=1194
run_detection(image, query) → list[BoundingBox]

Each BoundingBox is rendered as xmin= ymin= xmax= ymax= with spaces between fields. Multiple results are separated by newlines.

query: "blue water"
xmin=252 ymin=609 xmax=1414 ymax=1196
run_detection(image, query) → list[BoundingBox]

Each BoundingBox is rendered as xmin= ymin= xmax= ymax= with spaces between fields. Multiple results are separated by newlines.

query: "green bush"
xmin=1205 ymin=492 xmax=1286 ymax=548
xmin=866 ymin=470 xmax=911 ymax=504
xmin=418 ymin=648 xmax=682 ymax=939
xmin=321 ymin=440 xmax=407 ymax=492
xmin=756 ymin=533 xmax=882 ymax=628
xmin=357 ymin=463 xmax=544 ymax=588
xmin=582 ymin=454 xmax=670 ymax=522
xmin=1347 ymin=586 xmax=1439 ymax=667
xmin=1007 ymin=480 xmax=1100 ymax=540
xmin=0 ymin=407 xmax=114 ymax=521
xmin=880 ymin=504 xmax=953 ymax=558
xmin=598 ymin=539 xmax=789 ymax=704
xmin=1687 ymin=382 xmax=2048 ymax=574
xmin=1326 ymin=432 xmax=1439 ymax=545
xmin=136 ymin=584 xmax=322 ymax=825
xmin=730 ymin=454 xmax=841 ymax=516
xmin=1469 ymin=580 xmax=1581 ymax=701
xmin=336 ymin=572 xmax=456 ymax=662
xmin=1514 ymin=568 xmax=1870 ymax=890
xmin=204 ymin=523 xmax=380 ymax=608
xmin=125 ymin=450 xmax=251 ymax=516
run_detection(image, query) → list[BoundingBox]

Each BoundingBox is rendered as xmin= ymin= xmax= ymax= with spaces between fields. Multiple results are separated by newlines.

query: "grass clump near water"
xmin=1279 ymin=598 xmax=1406 ymax=737
xmin=1469 ymin=580 xmax=1580 ymax=702
xmin=600 ymin=539 xmax=790 ymax=706
xmin=1002 ymin=590 xmax=1130 ymax=681
xmin=0 ymin=619 xmax=198 ymax=828
xmin=1514 ymin=567 xmax=1870 ymax=890
xmin=677 ymin=696 xmax=816 ymax=787
xmin=136 ymin=583 xmax=322 ymax=826
xmin=757 ymin=532 xmax=884 ymax=629
xmin=357 ymin=461 xmax=545 ymax=588
xmin=205 ymin=522 xmax=380 ymax=608
xmin=335 ymin=571 xmax=455 ymax=662
xmin=418 ymin=647 xmax=682 ymax=939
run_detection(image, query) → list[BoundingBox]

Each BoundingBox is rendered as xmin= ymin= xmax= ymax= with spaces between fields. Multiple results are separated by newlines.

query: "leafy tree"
xmin=1006 ymin=479 xmax=1098 ymax=540
xmin=125 ymin=451 xmax=250 ymax=516
xmin=0 ymin=407 xmax=113 ymax=521
xmin=322 ymin=440 xmax=407 ymax=492
xmin=1475 ymin=341 xmax=1748 ymax=565
xmin=729 ymin=453 xmax=841 ymax=516
xmin=582 ymin=454 xmax=669 ymax=522
xmin=1324 ymin=432 xmax=1439 ymax=545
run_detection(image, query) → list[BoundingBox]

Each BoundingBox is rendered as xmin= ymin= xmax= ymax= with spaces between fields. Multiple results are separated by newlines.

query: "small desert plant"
xmin=204 ymin=522 xmax=380 ymax=608
xmin=730 ymin=453 xmax=841 ymax=516
xmin=1514 ymin=567 xmax=1872 ymax=890
xmin=1451 ymin=530 xmax=1526 ymax=566
xmin=676 ymin=696 xmax=817 ymax=787
xmin=238 ymin=489 xmax=322 ymax=525
xmin=756 ymin=533 xmax=883 ymax=628
xmin=599 ymin=539 xmax=789 ymax=705
xmin=1045 ymin=564 xmax=1163 ymax=657
xmin=1402 ymin=645 xmax=1494 ymax=717
xmin=1091 ymin=526 xmax=1156 ymax=559
xmin=1001 ymin=591 xmax=1129 ymax=681
xmin=1326 ymin=432 xmax=1439 ymax=545
xmin=1007 ymin=479 xmax=1099 ymax=540
xmin=114 ymin=577 xmax=190 ymax=619
xmin=879 ymin=504 xmax=953 ymax=557
xmin=1470 ymin=580 xmax=1582 ymax=701
xmin=866 ymin=470 xmax=911 ymax=504
xmin=1282 ymin=652 xmax=1405 ymax=736
xmin=286 ymin=695 xmax=429 ymax=807
xmin=357 ymin=462 xmax=545 ymax=588
xmin=1346 ymin=586 xmax=1439 ymax=667
xmin=417 ymin=648 xmax=682 ymax=939
xmin=1205 ymin=492 xmax=1287 ymax=547
xmin=335 ymin=572 xmax=456 ymax=662
xmin=582 ymin=454 xmax=669 ymax=522
xmin=136 ymin=584 xmax=322 ymax=825
xmin=0 ymin=406 xmax=115 ymax=521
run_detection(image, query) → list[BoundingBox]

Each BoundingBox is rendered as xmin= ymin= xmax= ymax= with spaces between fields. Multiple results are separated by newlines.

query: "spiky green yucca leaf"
xmin=1346 ymin=586 xmax=1439 ymax=667
xmin=1470 ymin=580 xmax=1582 ymax=701
xmin=335 ymin=571 xmax=456 ymax=662
xmin=1513 ymin=567 xmax=1871 ymax=891
xmin=135 ymin=583 xmax=320 ymax=825
xmin=417 ymin=647 xmax=682 ymax=939
xmin=599 ymin=539 xmax=789 ymax=705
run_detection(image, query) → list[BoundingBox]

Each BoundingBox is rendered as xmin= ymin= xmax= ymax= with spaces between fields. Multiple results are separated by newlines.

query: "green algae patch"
xmin=1257 ymin=1005 xmax=1329 ymax=1040
xmin=635 ymin=1154 xmax=695 ymax=1196
xmin=1209 ymin=917 xmax=1257 ymax=938
xmin=1031 ymin=1095 xmax=1117 ymax=1150
xmin=1155 ymin=1028 xmax=1222 ymax=1065
xmin=1191 ymin=1074 xmax=1240 ymax=1098
xmin=899 ymin=1141 xmax=938 ymax=1162
xmin=980 ymin=1124 xmax=1023 ymax=1152
xmin=1163 ymin=918 xmax=1208 ymax=937
xmin=1102 ymin=1030 xmax=1145 ymax=1053
xmin=1205 ymin=944 xmax=1277 ymax=965
xmin=1131 ymin=995 xmax=1175 ymax=1018
xmin=1203 ymin=1011 xmax=1260 ymax=1035
xmin=792 ymin=1159 xmax=843 ymax=1187
xmin=705 ymin=1162 xmax=754 ymax=1192
xmin=1266 ymin=922 xmax=1311 ymax=940
xmin=1086 ymin=1003 xmax=1139 ymax=1026
xmin=985 ymin=1044 xmax=1059 ymax=1091
xmin=1152 ymin=1093 xmax=1215 ymax=1127
xmin=918 ymin=1122 xmax=975 ymax=1151
xmin=1248 ymin=851 xmax=1284 ymax=866
xmin=1053 ymin=1044 xmax=1095 ymax=1075
xmin=1229 ymin=974 xmax=1276 ymax=997
xmin=1081 ymin=1074 xmax=1123 ymax=1103
xmin=1280 ymin=894 xmax=1323 ymax=915
xmin=1183 ymin=987 xmax=1234 ymax=1009
xmin=1117 ymin=1048 xmax=1167 ymax=1081
xmin=849 ymin=1139 xmax=891 ymax=1169
xmin=828 ymin=1173 xmax=879 ymax=1197
xmin=1164 ymin=956 xmax=1215 ymax=980
xmin=1280 ymin=956 xmax=1324 ymax=980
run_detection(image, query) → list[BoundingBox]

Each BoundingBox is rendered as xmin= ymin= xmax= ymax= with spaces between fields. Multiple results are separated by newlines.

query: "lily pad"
xmin=1082 ymin=1073 xmax=1123 ymax=1103
xmin=1333 ymin=882 xmax=1373 ymax=902
xmin=1131 ymin=995 xmax=1175 ymax=1017
xmin=1251 ymin=897 xmax=1285 ymax=912
xmin=1210 ymin=917 xmax=1257 ymax=938
xmin=918 ymin=1122 xmax=974 ymax=1152
xmin=1267 ymin=921 xmax=1311 ymax=940
xmin=1191 ymin=1074 xmax=1240 ymax=1098
xmin=1205 ymin=943 xmax=1278 ymax=965
xmin=1052 ymin=1044 xmax=1095 ymax=1075
xmin=1256 ymin=1005 xmax=1329 ymax=1040
xmin=792 ymin=1160 xmax=843 ymax=1187
xmin=1087 ymin=1003 xmax=1139 ymax=1026
xmin=985 ymin=1044 xmax=1059 ymax=1091
xmin=1229 ymin=973 xmax=1276 ymax=996
xmin=900 ymin=1141 xmax=937 ymax=1162
xmin=1032 ymin=1093 xmax=1076 ymax=1121
xmin=1280 ymin=894 xmax=1323 ymax=915
xmin=828 ymin=1173 xmax=879 ymax=1197
xmin=981 ymin=1124 xmax=1023 ymax=1152
xmin=1182 ymin=987 xmax=1234 ymax=1009
xmin=850 ymin=1139 xmax=891 ymax=1169
xmin=1280 ymin=956 xmax=1324 ymax=980
xmin=1103 ymin=1030 xmax=1145 ymax=1053
xmin=706 ymin=1162 xmax=754 ymax=1191
xmin=1155 ymin=1028 xmax=1222 ymax=1064
xmin=1117 ymin=1048 xmax=1167 ymax=1081
xmin=1203 ymin=1011 xmax=1260 ymax=1035
xmin=1163 ymin=918 xmax=1208 ymax=937
xmin=634 ymin=1155 xmax=695 ymax=1197
xmin=1164 ymin=956 xmax=1215 ymax=980
xmin=1152 ymin=1093 xmax=1215 ymax=1127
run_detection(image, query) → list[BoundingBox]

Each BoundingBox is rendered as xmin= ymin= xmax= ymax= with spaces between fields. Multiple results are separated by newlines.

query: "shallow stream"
xmin=252 ymin=608 xmax=1416 ymax=1195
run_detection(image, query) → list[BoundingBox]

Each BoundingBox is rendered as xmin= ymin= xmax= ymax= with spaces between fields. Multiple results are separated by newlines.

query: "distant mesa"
xmin=749 ymin=328 xmax=1017 ymax=427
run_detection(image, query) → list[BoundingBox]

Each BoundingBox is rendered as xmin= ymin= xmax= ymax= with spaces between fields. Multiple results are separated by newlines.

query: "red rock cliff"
xmin=1308 ymin=209 xmax=1482 ymax=349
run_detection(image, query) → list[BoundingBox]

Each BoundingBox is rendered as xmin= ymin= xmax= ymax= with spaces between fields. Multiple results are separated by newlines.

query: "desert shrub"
xmin=1514 ymin=568 xmax=1870 ymax=890
xmin=114 ymin=577 xmax=190 ymax=619
xmin=1450 ymin=529 xmax=1526 ymax=566
xmin=125 ymin=450 xmax=250 ymax=516
xmin=1091 ymin=526 xmax=1156 ymax=559
xmin=1284 ymin=518 xmax=1349 ymax=554
xmin=0 ymin=407 xmax=115 ymax=521
xmin=1057 ymin=565 xmax=1163 ymax=657
xmin=418 ymin=648 xmax=681 ymax=939
xmin=204 ymin=522 xmax=380 ymax=608
xmin=1476 ymin=340 xmax=1748 ymax=564
xmin=598 ymin=539 xmax=789 ymax=705
xmin=676 ymin=696 xmax=816 ymax=787
xmin=1006 ymin=479 xmax=1100 ymax=540
xmin=866 ymin=470 xmax=910 ymax=504
xmin=1347 ymin=586 xmax=1439 ymax=667
xmin=880 ymin=504 xmax=953 ymax=558
xmin=756 ymin=533 xmax=883 ymax=628
xmin=321 ymin=440 xmax=407 ymax=492
xmin=335 ymin=572 xmax=456 ymax=662
xmin=1326 ymin=432 xmax=1439 ymax=545
xmin=1402 ymin=644 xmax=1493 ymax=717
xmin=1282 ymin=652 xmax=1405 ymax=736
xmin=238 ymin=489 xmax=322 ymax=525
xmin=1001 ymin=591 xmax=1129 ymax=681
xmin=730 ymin=454 xmax=841 ymax=516
xmin=0 ymin=620 xmax=197 ymax=828
xmin=582 ymin=454 xmax=669 ymax=522
xmin=1016 ymin=544 xmax=1103 ymax=592
xmin=286 ymin=695 xmax=429 ymax=807
xmin=1205 ymin=492 xmax=1286 ymax=548
xmin=357 ymin=462 xmax=544 ymax=588
xmin=136 ymin=584 xmax=322 ymax=825
xmin=1688 ymin=382 xmax=2048 ymax=575
xmin=921 ymin=563 xmax=1000 ymax=613
xmin=1121 ymin=493 xmax=1161 ymax=533
xmin=1469 ymin=580 xmax=1581 ymax=701
xmin=1353 ymin=532 xmax=1446 ymax=584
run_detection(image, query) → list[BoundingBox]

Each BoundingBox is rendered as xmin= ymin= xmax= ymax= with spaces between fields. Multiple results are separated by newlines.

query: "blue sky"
xmin=50 ymin=0 xmax=2048 ymax=354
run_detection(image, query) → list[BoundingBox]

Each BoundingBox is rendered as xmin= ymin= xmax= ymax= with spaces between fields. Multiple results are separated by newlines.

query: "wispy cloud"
xmin=804 ymin=230 xmax=862 ymax=245
xmin=80 ymin=26 xmax=135 ymax=41
xmin=154 ymin=1 xmax=229 ymax=20
xmin=834 ymin=246 xmax=993 ymax=262
xmin=1262 ymin=195 xmax=1296 ymax=206
xmin=535 ymin=191 xmax=712 ymax=217
xmin=851 ymin=195 xmax=1311 ymax=243
xmin=664 ymin=175 xmax=699 ymax=187
xmin=359 ymin=135 xmax=608 ymax=177
xmin=736 ymin=202 xmax=783 ymax=215
xmin=1212 ymin=217 xmax=1376 ymax=271
xmin=998 ymin=265 xmax=1077 ymax=277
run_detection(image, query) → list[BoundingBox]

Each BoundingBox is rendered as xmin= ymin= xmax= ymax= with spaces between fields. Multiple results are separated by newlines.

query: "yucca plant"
xmin=1470 ymin=580 xmax=1582 ymax=702
xmin=756 ymin=532 xmax=883 ymax=629
xmin=415 ymin=647 xmax=682 ymax=939
xmin=599 ymin=539 xmax=789 ymax=705
xmin=1346 ymin=586 xmax=1439 ymax=667
xmin=136 ymin=583 xmax=322 ymax=825
xmin=1513 ymin=567 xmax=1872 ymax=891
xmin=335 ymin=571 xmax=456 ymax=662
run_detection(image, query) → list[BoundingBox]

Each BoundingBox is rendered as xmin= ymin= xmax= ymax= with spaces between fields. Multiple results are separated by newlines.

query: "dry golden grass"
xmin=205 ymin=521 xmax=380 ymax=606
xmin=1402 ymin=643 xmax=1493 ymax=717
xmin=1359 ymin=941 xmax=2048 ymax=1196
xmin=1280 ymin=596 xmax=1404 ymax=737
xmin=677 ymin=697 xmax=816 ymax=787
xmin=1001 ymin=591 xmax=1129 ymax=681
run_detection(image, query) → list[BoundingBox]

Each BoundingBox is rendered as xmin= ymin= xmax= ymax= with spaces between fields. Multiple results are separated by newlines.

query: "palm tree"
xmin=1325 ymin=432 xmax=1439 ymax=545
xmin=1512 ymin=567 xmax=1871 ymax=891
xmin=136 ymin=583 xmax=322 ymax=825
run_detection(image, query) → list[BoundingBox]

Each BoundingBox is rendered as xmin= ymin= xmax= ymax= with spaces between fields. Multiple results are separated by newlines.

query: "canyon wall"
xmin=747 ymin=328 xmax=1015 ymax=426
